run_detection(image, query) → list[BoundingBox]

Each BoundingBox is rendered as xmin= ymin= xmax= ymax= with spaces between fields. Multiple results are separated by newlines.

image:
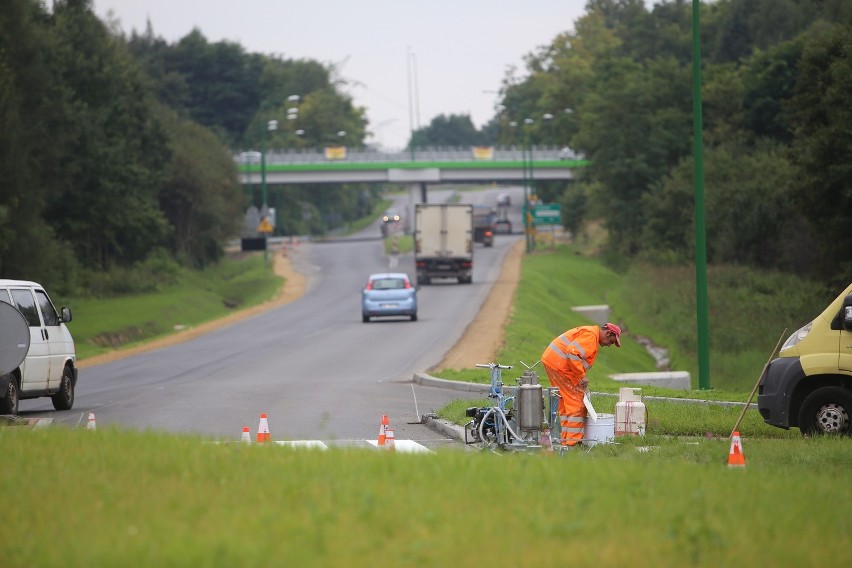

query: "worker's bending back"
xmin=540 ymin=323 xmax=622 ymax=446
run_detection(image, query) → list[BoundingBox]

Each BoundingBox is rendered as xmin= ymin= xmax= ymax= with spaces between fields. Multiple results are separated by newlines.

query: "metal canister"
xmin=518 ymin=383 xmax=544 ymax=432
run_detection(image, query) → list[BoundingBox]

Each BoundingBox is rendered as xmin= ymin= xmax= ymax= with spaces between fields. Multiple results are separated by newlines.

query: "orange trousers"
xmin=543 ymin=362 xmax=586 ymax=446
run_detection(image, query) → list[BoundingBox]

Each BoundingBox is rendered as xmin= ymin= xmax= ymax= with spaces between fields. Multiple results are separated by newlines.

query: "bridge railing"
xmin=236 ymin=145 xmax=583 ymax=166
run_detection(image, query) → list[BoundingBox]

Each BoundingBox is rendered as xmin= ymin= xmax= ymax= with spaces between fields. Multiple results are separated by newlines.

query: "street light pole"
xmin=260 ymin=119 xmax=278 ymax=267
xmin=260 ymin=119 xmax=278 ymax=213
xmin=523 ymin=118 xmax=535 ymax=253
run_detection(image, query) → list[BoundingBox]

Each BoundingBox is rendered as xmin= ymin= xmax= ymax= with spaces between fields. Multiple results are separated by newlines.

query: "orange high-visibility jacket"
xmin=540 ymin=325 xmax=601 ymax=386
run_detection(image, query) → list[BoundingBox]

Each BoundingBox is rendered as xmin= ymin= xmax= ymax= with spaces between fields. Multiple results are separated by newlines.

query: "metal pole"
xmin=692 ymin=0 xmax=711 ymax=390
xmin=260 ymin=124 xmax=267 ymax=210
xmin=522 ymin=132 xmax=530 ymax=253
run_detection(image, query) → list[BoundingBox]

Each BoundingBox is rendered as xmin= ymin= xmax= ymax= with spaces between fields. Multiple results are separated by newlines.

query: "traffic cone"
xmin=256 ymin=413 xmax=271 ymax=443
xmin=241 ymin=426 xmax=251 ymax=444
xmin=377 ymin=414 xmax=389 ymax=447
xmin=86 ymin=412 xmax=96 ymax=430
xmin=385 ymin=428 xmax=396 ymax=452
xmin=728 ymin=431 xmax=746 ymax=467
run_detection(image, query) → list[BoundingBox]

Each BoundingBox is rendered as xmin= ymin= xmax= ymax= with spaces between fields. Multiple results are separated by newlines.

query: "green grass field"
xmin=64 ymin=255 xmax=282 ymax=361
xmin=2 ymin=427 xmax=850 ymax=566
xmin=5 ymin=225 xmax=850 ymax=566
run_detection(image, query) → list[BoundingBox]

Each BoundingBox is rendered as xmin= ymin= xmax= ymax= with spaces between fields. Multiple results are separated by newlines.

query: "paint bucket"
xmin=583 ymin=413 xmax=615 ymax=447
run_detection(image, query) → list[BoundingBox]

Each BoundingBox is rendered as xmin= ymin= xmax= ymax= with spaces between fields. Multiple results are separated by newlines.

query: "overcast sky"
xmin=93 ymin=0 xmax=591 ymax=150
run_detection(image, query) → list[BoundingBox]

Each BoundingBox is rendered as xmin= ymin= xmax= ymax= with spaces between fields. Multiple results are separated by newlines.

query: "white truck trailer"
xmin=414 ymin=203 xmax=473 ymax=284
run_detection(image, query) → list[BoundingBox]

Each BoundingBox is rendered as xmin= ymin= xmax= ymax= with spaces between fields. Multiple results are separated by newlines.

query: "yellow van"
xmin=757 ymin=283 xmax=852 ymax=436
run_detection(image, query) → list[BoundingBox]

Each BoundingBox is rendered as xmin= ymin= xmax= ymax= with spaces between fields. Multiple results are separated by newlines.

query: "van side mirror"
xmin=61 ymin=306 xmax=72 ymax=323
xmin=844 ymin=305 xmax=852 ymax=331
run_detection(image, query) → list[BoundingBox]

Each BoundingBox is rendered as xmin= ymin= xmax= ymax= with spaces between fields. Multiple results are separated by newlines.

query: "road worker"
xmin=540 ymin=323 xmax=622 ymax=446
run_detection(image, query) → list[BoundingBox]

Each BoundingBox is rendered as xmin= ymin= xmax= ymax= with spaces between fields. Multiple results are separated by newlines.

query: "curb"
xmin=421 ymin=413 xmax=467 ymax=442
xmin=0 ymin=415 xmax=54 ymax=428
xmin=412 ymin=372 xmax=492 ymax=394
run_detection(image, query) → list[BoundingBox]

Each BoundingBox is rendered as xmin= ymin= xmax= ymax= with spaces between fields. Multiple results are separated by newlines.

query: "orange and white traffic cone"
xmin=728 ymin=431 xmax=746 ymax=467
xmin=86 ymin=412 xmax=96 ymax=430
xmin=256 ymin=413 xmax=271 ymax=443
xmin=241 ymin=426 xmax=251 ymax=444
xmin=385 ymin=428 xmax=396 ymax=452
xmin=377 ymin=414 xmax=389 ymax=447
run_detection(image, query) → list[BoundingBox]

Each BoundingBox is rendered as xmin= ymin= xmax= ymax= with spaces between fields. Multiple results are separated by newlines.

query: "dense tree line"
xmin=0 ymin=0 xmax=376 ymax=295
xmin=3 ymin=0 xmax=850 ymax=296
xmin=488 ymin=0 xmax=852 ymax=284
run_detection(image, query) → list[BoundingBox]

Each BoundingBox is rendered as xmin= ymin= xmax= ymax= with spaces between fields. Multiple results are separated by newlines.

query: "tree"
xmin=787 ymin=23 xmax=852 ymax=280
xmin=0 ymin=0 xmax=66 ymax=282
xmin=157 ymin=107 xmax=244 ymax=267
xmin=410 ymin=114 xmax=485 ymax=147
xmin=47 ymin=0 xmax=172 ymax=270
xmin=574 ymin=55 xmax=692 ymax=254
xmin=641 ymin=142 xmax=807 ymax=271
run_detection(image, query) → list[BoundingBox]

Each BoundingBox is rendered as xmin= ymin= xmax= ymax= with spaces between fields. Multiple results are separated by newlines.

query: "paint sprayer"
xmin=464 ymin=362 xmax=561 ymax=451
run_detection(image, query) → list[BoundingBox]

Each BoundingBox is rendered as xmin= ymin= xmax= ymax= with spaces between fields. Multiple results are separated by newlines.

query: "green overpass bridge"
xmin=236 ymin=146 xmax=587 ymax=185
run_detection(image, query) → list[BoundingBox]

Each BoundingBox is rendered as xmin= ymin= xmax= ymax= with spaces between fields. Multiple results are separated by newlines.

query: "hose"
xmin=477 ymin=406 xmax=523 ymax=447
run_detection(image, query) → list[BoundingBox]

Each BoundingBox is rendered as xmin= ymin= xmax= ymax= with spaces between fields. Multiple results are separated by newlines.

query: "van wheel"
xmin=51 ymin=366 xmax=75 ymax=411
xmin=798 ymin=387 xmax=851 ymax=436
xmin=1 ymin=375 xmax=19 ymax=415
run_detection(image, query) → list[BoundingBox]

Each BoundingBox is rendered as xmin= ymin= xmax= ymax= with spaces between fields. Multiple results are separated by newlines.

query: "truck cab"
xmin=757 ymin=283 xmax=852 ymax=436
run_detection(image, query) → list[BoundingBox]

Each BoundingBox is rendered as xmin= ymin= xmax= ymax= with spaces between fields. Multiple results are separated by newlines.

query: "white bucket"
xmin=584 ymin=413 xmax=615 ymax=447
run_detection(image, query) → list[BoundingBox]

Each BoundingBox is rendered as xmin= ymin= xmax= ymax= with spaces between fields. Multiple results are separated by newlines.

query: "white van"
xmin=0 ymin=279 xmax=77 ymax=415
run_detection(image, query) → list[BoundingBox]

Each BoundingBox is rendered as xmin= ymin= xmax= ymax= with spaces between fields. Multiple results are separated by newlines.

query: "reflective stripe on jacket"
xmin=540 ymin=325 xmax=600 ymax=386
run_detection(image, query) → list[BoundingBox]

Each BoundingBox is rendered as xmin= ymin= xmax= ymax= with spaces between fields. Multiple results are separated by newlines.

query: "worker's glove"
xmin=578 ymin=378 xmax=589 ymax=390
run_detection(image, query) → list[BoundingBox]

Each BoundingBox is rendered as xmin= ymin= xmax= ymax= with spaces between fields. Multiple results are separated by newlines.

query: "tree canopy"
xmin=493 ymin=0 xmax=852 ymax=283
xmin=2 ymin=0 xmax=849 ymax=293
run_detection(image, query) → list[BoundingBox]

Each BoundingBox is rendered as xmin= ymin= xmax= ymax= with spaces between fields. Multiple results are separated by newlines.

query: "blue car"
xmin=361 ymin=273 xmax=418 ymax=322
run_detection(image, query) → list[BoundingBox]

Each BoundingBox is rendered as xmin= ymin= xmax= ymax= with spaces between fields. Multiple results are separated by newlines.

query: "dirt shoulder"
xmin=431 ymin=238 xmax=523 ymax=371
xmin=79 ymin=239 xmax=521 ymax=371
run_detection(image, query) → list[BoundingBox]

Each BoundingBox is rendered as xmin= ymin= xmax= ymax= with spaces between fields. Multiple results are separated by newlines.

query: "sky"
xmin=92 ymin=0 xmax=591 ymax=150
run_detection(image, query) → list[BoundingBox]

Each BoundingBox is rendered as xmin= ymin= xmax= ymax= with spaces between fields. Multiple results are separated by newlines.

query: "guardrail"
xmin=236 ymin=145 xmax=583 ymax=167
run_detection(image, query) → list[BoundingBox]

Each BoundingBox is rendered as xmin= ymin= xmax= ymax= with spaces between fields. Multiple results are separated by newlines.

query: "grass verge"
xmin=65 ymin=254 xmax=281 ymax=361
xmin=2 ymin=427 xmax=849 ymax=566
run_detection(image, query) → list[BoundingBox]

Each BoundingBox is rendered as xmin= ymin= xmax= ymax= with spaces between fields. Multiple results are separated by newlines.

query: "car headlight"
xmin=781 ymin=322 xmax=812 ymax=351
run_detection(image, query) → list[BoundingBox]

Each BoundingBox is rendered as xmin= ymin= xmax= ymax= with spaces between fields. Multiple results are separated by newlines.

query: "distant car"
xmin=380 ymin=208 xmax=408 ymax=236
xmin=361 ymin=273 xmax=417 ymax=322
xmin=497 ymin=193 xmax=511 ymax=207
xmin=494 ymin=218 xmax=512 ymax=234
xmin=472 ymin=205 xmax=496 ymax=247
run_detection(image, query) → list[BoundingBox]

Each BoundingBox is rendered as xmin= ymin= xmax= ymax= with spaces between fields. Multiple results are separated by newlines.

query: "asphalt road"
xmin=17 ymin=186 xmax=526 ymax=448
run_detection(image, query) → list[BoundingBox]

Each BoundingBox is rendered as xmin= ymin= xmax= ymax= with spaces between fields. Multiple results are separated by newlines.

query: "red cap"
xmin=602 ymin=323 xmax=622 ymax=347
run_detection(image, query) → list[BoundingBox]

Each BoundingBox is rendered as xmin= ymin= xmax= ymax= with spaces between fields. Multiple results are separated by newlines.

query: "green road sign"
xmin=530 ymin=203 xmax=561 ymax=225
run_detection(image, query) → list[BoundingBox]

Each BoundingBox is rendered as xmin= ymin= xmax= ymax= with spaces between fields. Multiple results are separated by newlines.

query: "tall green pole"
xmin=260 ymin=124 xmax=268 ymax=211
xmin=692 ymin=0 xmax=711 ymax=390
xmin=523 ymin=128 xmax=531 ymax=253
xmin=260 ymin=123 xmax=269 ymax=266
